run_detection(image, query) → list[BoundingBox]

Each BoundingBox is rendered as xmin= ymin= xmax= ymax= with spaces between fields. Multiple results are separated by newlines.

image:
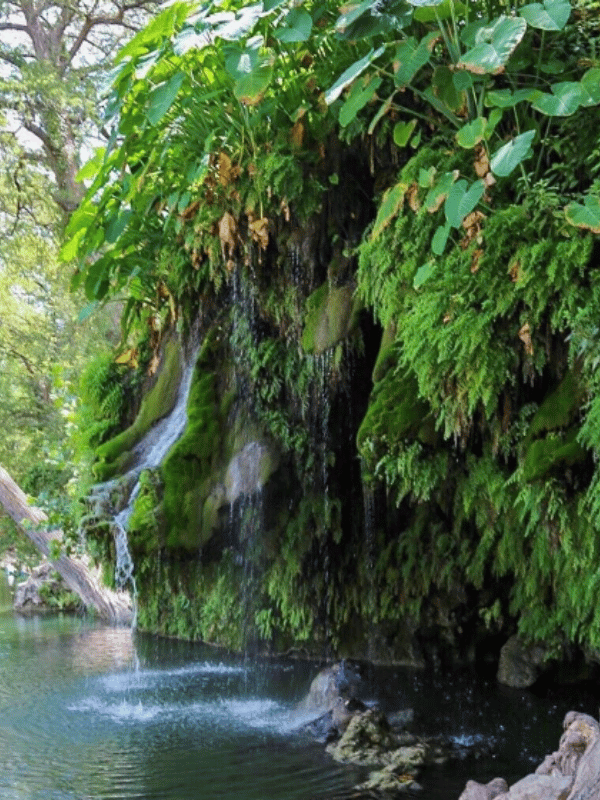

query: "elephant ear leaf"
xmin=458 ymin=16 xmax=527 ymax=75
xmin=520 ymin=0 xmax=571 ymax=31
xmin=490 ymin=130 xmax=535 ymax=177
xmin=565 ymin=195 xmax=600 ymax=234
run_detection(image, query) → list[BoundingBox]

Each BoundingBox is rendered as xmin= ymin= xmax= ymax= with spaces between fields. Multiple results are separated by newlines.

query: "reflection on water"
xmin=0 ymin=609 xmax=361 ymax=800
xmin=0 ymin=576 xmax=599 ymax=800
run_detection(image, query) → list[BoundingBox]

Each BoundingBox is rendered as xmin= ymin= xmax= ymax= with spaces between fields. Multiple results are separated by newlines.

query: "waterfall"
xmin=110 ymin=345 xmax=199 ymax=616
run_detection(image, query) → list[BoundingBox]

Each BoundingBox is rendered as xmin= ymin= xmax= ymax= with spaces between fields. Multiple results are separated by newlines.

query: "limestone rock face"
xmin=14 ymin=562 xmax=78 ymax=612
xmin=459 ymin=712 xmax=600 ymax=800
xmin=225 ymin=441 xmax=278 ymax=504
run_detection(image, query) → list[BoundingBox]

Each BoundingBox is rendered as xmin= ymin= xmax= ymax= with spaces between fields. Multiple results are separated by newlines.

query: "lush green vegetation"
xmin=58 ymin=0 xmax=600 ymax=661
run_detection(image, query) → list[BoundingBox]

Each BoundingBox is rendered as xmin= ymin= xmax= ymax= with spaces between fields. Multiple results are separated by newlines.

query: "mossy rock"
xmin=94 ymin=336 xmax=183 ymax=479
xmin=161 ymin=366 xmax=222 ymax=550
xmin=357 ymin=368 xmax=431 ymax=468
xmin=302 ymin=281 xmax=362 ymax=354
xmin=528 ymin=370 xmax=583 ymax=439
xmin=372 ymin=322 xmax=398 ymax=383
xmin=522 ymin=428 xmax=586 ymax=482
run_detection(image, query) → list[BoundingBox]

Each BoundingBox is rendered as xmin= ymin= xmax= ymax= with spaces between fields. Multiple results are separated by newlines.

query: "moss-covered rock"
xmin=94 ymin=336 xmax=184 ymax=479
xmin=302 ymin=281 xmax=362 ymax=354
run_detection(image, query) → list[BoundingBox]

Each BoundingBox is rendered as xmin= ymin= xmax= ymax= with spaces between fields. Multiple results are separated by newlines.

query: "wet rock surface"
xmin=459 ymin=711 xmax=600 ymax=800
xmin=298 ymin=662 xmax=462 ymax=795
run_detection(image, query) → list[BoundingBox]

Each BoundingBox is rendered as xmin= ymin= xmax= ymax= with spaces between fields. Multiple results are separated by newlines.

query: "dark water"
xmin=0 ymin=603 xmax=599 ymax=800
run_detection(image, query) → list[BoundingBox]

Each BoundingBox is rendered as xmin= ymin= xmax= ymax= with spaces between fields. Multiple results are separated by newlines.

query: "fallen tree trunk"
xmin=0 ymin=465 xmax=133 ymax=624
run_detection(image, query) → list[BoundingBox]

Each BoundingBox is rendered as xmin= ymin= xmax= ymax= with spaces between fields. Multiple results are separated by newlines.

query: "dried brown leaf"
xmin=518 ymin=322 xmax=533 ymax=356
xmin=219 ymin=211 xmax=238 ymax=260
xmin=407 ymin=182 xmax=420 ymax=212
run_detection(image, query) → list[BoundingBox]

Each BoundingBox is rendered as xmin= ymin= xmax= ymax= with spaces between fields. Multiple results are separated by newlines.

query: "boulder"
xmin=458 ymin=777 xmax=509 ymax=800
xmin=497 ymin=634 xmax=549 ymax=688
xmin=297 ymin=660 xmax=363 ymax=713
xmin=326 ymin=708 xmax=398 ymax=766
xmin=458 ymin=712 xmax=600 ymax=800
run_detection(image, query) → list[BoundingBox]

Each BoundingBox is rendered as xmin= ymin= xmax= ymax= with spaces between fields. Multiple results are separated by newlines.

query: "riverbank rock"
xmin=458 ymin=711 xmax=600 ymax=800
xmin=297 ymin=660 xmax=364 ymax=713
xmin=14 ymin=562 xmax=79 ymax=612
xmin=497 ymin=634 xmax=549 ymax=688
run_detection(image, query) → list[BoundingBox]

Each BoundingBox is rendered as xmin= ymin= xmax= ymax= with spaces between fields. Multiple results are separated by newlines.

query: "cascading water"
xmin=108 ymin=344 xmax=199 ymax=616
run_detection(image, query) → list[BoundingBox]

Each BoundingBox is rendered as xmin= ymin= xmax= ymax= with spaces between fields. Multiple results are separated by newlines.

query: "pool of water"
xmin=0 ymin=604 xmax=598 ymax=800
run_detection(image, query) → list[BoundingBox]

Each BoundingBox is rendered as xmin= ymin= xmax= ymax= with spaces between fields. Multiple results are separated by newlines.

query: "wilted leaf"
xmin=565 ymin=194 xmax=600 ymax=233
xmin=407 ymin=182 xmax=421 ymax=211
xmin=424 ymin=170 xmax=459 ymax=212
xmin=147 ymin=353 xmax=160 ymax=376
xmin=519 ymin=0 xmax=571 ymax=31
xmin=249 ymin=217 xmax=269 ymax=249
xmin=290 ymin=121 xmax=305 ymax=148
xmin=518 ymin=322 xmax=533 ymax=355
xmin=219 ymin=211 xmax=238 ymax=260
xmin=115 ymin=348 xmax=139 ymax=368
xmin=474 ymin=144 xmax=490 ymax=178
xmin=471 ymin=248 xmax=484 ymax=273
xmin=461 ymin=210 xmax=485 ymax=248
xmin=218 ymin=152 xmax=233 ymax=186
xmin=372 ymin=182 xmax=407 ymax=238
xmin=490 ymin=130 xmax=535 ymax=177
xmin=458 ymin=16 xmax=527 ymax=75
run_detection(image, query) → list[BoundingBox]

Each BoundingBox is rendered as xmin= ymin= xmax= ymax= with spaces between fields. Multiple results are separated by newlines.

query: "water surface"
xmin=1 ymin=605 xmax=599 ymax=800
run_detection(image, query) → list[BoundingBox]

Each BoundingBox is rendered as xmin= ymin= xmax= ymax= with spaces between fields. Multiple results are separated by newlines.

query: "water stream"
xmin=1 ymin=602 xmax=600 ymax=800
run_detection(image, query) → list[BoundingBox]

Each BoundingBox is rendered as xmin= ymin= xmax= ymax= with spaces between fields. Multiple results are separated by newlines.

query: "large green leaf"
xmin=413 ymin=259 xmax=437 ymax=287
xmin=579 ymin=68 xmax=600 ymax=107
xmin=273 ymin=8 xmax=313 ymax=42
xmin=485 ymin=88 xmax=532 ymax=108
xmin=530 ymin=82 xmax=585 ymax=116
xmin=325 ymin=47 xmax=386 ymax=105
xmin=458 ymin=16 xmax=527 ymax=75
xmin=424 ymin=170 xmax=458 ymax=212
xmin=519 ymin=0 xmax=571 ymax=31
xmin=414 ymin=0 xmax=465 ymax=22
xmin=456 ymin=117 xmax=486 ymax=148
xmin=339 ymin=75 xmax=382 ymax=127
xmin=565 ymin=195 xmax=600 ymax=233
xmin=147 ymin=72 xmax=185 ymax=125
xmin=394 ymin=33 xmax=438 ymax=86
xmin=432 ymin=66 xmax=464 ymax=112
xmin=432 ymin=222 xmax=451 ymax=255
xmin=393 ymin=119 xmax=418 ymax=146
xmin=210 ymin=4 xmax=263 ymax=40
xmin=444 ymin=179 xmax=485 ymax=228
xmin=490 ymin=130 xmax=535 ymax=176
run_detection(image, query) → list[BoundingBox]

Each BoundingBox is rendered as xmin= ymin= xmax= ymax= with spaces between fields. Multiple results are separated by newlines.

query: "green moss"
xmin=161 ymin=366 xmax=222 ymax=550
xmin=127 ymin=470 xmax=162 ymax=553
xmin=94 ymin=337 xmax=183 ymax=478
xmin=357 ymin=365 xmax=431 ymax=472
xmin=301 ymin=281 xmax=361 ymax=354
xmin=522 ymin=428 xmax=587 ymax=482
xmin=528 ymin=371 xmax=583 ymax=438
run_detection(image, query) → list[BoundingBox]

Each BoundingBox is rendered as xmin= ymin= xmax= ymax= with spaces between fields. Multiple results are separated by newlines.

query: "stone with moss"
xmin=302 ymin=281 xmax=362 ymax=354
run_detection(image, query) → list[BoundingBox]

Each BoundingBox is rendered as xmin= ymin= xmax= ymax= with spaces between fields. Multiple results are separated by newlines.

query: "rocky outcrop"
xmin=459 ymin=712 xmax=600 ymax=800
xmin=496 ymin=634 xmax=550 ymax=688
xmin=14 ymin=562 xmax=79 ymax=612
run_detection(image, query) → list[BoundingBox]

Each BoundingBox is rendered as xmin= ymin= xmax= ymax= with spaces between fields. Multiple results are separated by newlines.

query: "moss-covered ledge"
xmin=93 ymin=336 xmax=184 ymax=480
